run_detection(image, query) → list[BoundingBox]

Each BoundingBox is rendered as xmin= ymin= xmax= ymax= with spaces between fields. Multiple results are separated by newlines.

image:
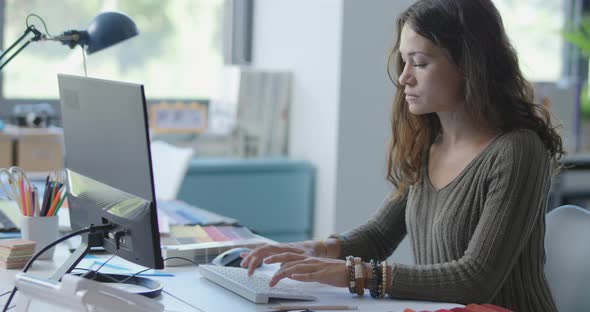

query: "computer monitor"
xmin=55 ymin=74 xmax=163 ymax=277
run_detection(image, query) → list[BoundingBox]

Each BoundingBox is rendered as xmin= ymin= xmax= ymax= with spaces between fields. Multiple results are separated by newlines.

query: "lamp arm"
xmin=0 ymin=26 xmax=34 ymax=62
xmin=0 ymin=25 xmax=44 ymax=71
xmin=43 ymin=30 xmax=90 ymax=50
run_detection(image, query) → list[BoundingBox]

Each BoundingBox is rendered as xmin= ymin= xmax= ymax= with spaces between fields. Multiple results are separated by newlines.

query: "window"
xmin=493 ymin=0 xmax=565 ymax=82
xmin=2 ymin=0 xmax=224 ymax=100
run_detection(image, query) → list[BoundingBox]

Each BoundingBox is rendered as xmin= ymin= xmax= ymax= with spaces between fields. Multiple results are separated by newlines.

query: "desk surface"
xmin=0 ymin=244 xmax=463 ymax=312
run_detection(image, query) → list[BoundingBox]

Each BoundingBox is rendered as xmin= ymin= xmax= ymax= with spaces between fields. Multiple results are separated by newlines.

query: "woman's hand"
xmin=240 ymin=240 xmax=327 ymax=276
xmin=265 ymin=253 xmax=348 ymax=288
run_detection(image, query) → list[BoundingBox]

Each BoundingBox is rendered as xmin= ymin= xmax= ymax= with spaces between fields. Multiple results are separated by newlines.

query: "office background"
xmin=0 ymin=0 xmax=587 ymax=240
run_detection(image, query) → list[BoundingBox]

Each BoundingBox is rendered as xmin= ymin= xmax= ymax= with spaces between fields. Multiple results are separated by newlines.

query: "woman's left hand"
xmin=265 ymin=252 xmax=348 ymax=288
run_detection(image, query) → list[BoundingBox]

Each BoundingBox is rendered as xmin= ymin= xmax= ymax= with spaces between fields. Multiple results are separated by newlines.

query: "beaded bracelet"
xmin=353 ymin=257 xmax=365 ymax=296
xmin=345 ymin=256 xmax=356 ymax=294
xmin=380 ymin=261 xmax=388 ymax=298
xmin=369 ymin=259 xmax=382 ymax=298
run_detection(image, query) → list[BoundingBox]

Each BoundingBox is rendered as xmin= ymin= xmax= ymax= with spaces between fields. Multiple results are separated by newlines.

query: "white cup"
xmin=20 ymin=216 xmax=59 ymax=260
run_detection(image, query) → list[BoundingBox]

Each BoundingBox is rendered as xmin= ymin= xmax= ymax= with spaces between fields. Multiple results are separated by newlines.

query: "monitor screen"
xmin=57 ymin=74 xmax=163 ymax=269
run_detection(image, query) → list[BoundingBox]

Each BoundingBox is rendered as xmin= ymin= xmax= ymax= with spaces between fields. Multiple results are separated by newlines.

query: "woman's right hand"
xmin=240 ymin=240 xmax=328 ymax=276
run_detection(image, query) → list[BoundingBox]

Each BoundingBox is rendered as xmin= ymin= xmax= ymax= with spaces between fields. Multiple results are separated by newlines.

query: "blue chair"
xmin=545 ymin=205 xmax=590 ymax=311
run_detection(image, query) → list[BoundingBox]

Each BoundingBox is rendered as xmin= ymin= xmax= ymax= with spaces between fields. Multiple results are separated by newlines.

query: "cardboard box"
xmin=0 ymin=133 xmax=14 ymax=168
xmin=14 ymin=128 xmax=64 ymax=173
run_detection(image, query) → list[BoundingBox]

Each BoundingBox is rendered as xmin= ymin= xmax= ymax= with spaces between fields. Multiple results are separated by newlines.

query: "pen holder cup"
xmin=20 ymin=216 xmax=59 ymax=260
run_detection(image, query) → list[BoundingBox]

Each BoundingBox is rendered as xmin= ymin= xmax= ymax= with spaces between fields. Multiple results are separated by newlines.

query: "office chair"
xmin=544 ymin=205 xmax=590 ymax=311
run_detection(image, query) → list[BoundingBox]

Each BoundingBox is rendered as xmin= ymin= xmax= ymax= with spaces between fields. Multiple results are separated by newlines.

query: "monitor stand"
xmin=51 ymin=232 xmax=97 ymax=281
xmin=49 ymin=232 xmax=163 ymax=298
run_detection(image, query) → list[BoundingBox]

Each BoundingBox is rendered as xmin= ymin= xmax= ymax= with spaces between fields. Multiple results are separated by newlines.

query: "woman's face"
xmin=398 ymin=24 xmax=464 ymax=115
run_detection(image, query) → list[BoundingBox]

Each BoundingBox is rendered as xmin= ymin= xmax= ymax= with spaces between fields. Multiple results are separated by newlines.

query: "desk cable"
xmin=0 ymin=258 xmax=200 ymax=312
xmin=0 ymin=292 xmax=11 ymax=312
xmin=160 ymin=257 xmax=204 ymax=312
xmin=0 ymin=291 xmax=13 ymax=311
xmin=1 ymin=232 xmax=204 ymax=312
xmin=1 ymin=224 xmax=115 ymax=312
xmin=73 ymin=256 xmax=205 ymax=312
xmin=75 ymin=248 xmax=119 ymax=279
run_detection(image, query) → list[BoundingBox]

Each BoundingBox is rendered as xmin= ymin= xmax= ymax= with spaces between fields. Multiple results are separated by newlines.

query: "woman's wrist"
xmin=322 ymin=238 xmax=341 ymax=258
xmin=306 ymin=240 xmax=327 ymax=257
xmin=306 ymin=237 xmax=341 ymax=258
xmin=316 ymin=240 xmax=329 ymax=257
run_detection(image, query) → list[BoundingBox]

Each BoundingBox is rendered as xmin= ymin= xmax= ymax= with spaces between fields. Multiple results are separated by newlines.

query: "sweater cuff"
xmin=387 ymin=262 xmax=415 ymax=299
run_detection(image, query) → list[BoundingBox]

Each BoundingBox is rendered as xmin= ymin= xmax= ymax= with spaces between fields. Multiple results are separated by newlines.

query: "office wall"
xmin=252 ymin=0 xmax=342 ymax=237
xmin=334 ymin=0 xmax=412 ymax=233
xmin=252 ymin=0 xmax=412 ymax=238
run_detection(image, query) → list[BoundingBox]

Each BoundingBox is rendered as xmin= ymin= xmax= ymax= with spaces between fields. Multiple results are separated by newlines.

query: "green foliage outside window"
xmin=563 ymin=15 xmax=590 ymax=118
xmin=3 ymin=0 xmax=224 ymax=99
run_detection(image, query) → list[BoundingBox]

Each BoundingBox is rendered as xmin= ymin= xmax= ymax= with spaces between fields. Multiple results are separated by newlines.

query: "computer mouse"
xmin=211 ymin=247 xmax=261 ymax=267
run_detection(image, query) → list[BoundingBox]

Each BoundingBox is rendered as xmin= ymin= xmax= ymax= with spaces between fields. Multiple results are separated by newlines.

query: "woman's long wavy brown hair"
xmin=386 ymin=0 xmax=565 ymax=199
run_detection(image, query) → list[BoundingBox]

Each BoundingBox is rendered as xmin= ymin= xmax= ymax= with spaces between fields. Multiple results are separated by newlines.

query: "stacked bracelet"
xmin=346 ymin=255 xmax=379 ymax=297
xmin=353 ymin=257 xmax=365 ymax=296
xmin=369 ymin=259 xmax=383 ymax=298
xmin=345 ymin=256 xmax=356 ymax=294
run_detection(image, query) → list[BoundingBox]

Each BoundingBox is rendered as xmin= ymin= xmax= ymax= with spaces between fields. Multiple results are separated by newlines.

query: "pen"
xmin=33 ymin=186 xmax=39 ymax=216
xmin=41 ymin=175 xmax=52 ymax=216
xmin=49 ymin=173 xmax=57 ymax=212
xmin=269 ymin=305 xmax=358 ymax=311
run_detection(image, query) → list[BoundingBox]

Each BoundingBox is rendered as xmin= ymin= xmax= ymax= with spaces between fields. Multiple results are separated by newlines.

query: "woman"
xmin=241 ymin=1 xmax=563 ymax=310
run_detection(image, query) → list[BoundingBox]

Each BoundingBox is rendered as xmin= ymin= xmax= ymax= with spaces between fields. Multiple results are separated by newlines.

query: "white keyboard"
xmin=198 ymin=264 xmax=317 ymax=303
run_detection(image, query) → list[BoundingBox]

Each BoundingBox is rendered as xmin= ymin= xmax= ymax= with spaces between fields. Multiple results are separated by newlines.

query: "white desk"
xmin=0 ymin=243 xmax=463 ymax=312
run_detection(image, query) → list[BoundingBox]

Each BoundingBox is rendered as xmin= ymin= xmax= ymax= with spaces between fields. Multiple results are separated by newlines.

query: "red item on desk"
xmin=402 ymin=304 xmax=512 ymax=312
xmin=464 ymin=304 xmax=513 ymax=312
xmin=481 ymin=304 xmax=513 ymax=312
xmin=464 ymin=304 xmax=496 ymax=312
xmin=402 ymin=308 xmax=465 ymax=312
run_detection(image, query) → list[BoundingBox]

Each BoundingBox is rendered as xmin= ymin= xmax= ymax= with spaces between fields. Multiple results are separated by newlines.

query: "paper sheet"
xmin=150 ymin=141 xmax=194 ymax=200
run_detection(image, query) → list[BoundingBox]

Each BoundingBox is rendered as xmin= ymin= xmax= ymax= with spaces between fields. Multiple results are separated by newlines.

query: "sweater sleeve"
xmin=387 ymin=130 xmax=551 ymax=303
xmin=330 ymin=191 xmax=408 ymax=261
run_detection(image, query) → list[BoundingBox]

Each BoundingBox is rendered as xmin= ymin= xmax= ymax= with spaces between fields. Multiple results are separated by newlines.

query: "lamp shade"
xmin=84 ymin=12 xmax=139 ymax=54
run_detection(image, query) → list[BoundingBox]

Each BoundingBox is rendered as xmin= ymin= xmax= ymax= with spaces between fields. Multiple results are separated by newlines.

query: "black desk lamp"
xmin=0 ymin=11 xmax=139 ymax=71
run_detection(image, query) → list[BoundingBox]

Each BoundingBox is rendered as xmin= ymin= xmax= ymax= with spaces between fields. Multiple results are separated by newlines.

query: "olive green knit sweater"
xmin=335 ymin=130 xmax=557 ymax=312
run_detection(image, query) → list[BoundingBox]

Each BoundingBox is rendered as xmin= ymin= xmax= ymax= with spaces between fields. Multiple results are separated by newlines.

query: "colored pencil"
xmin=14 ymin=177 xmax=24 ymax=216
xmin=46 ymin=189 xmax=62 ymax=217
xmin=53 ymin=191 xmax=67 ymax=216
xmin=19 ymin=178 xmax=27 ymax=216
